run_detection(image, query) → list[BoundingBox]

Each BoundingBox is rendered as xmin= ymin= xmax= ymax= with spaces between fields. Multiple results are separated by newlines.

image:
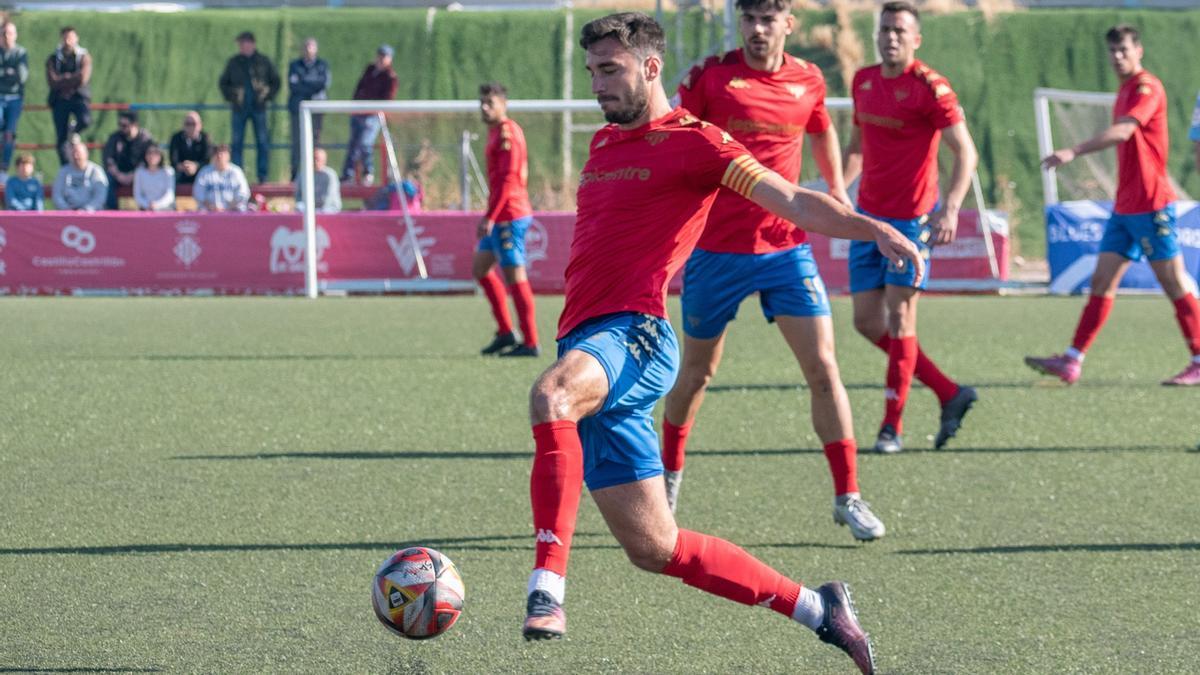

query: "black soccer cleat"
xmin=815 ymin=582 xmax=876 ymax=675
xmin=500 ymin=344 xmax=541 ymax=358
xmin=935 ymin=385 xmax=978 ymax=449
xmin=481 ymin=331 xmax=518 ymax=355
xmin=522 ymin=589 xmax=565 ymax=641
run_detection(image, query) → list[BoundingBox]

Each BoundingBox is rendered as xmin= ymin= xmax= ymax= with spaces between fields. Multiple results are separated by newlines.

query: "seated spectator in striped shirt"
xmin=169 ymin=110 xmax=209 ymax=185
xmin=52 ymin=139 xmax=106 ymax=211
xmin=5 ymin=153 xmax=42 ymax=211
xmin=193 ymin=143 xmax=250 ymax=212
xmin=133 ymin=143 xmax=175 ymax=211
xmin=294 ymin=147 xmax=340 ymax=213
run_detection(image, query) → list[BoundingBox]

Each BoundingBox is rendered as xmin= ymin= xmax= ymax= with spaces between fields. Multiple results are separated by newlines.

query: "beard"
xmin=602 ymin=85 xmax=649 ymax=125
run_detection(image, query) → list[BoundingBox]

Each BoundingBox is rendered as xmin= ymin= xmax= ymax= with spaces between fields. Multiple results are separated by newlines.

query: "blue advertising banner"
xmin=1045 ymin=200 xmax=1200 ymax=294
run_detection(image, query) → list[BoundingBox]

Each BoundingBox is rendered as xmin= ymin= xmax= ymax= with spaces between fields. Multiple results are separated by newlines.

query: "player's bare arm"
xmin=929 ymin=121 xmax=978 ymax=245
xmin=809 ymin=126 xmax=852 ymax=208
xmin=748 ymin=170 xmax=924 ymax=285
xmin=1042 ymin=117 xmax=1138 ymax=169
xmin=842 ymin=125 xmax=863 ymax=187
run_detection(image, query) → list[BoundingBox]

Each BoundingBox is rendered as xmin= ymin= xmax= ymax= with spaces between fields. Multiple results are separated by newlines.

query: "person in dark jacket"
xmin=0 ymin=20 xmax=29 ymax=179
xmin=218 ymin=31 xmax=280 ymax=184
xmin=287 ymin=37 xmax=331 ymax=180
xmin=101 ymin=109 xmax=153 ymax=209
xmin=45 ymin=26 xmax=91 ymax=166
xmin=341 ymin=44 xmax=398 ymax=186
xmin=168 ymin=110 xmax=211 ymax=185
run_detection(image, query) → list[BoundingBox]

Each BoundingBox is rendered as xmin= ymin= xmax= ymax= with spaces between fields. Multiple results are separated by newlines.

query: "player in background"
xmin=1027 ymin=25 xmax=1200 ymax=386
xmin=520 ymin=14 xmax=926 ymax=674
xmin=660 ymin=0 xmax=883 ymax=542
xmin=473 ymin=82 xmax=540 ymax=357
xmin=842 ymin=1 xmax=979 ymax=454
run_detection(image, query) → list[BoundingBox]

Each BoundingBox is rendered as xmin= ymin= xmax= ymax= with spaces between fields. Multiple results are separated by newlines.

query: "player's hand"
xmin=829 ymin=187 xmax=854 ymax=210
xmin=476 ymin=218 xmax=494 ymax=240
xmin=1041 ymin=148 xmax=1075 ymax=169
xmin=873 ymin=223 xmax=925 ymax=287
xmin=929 ymin=205 xmax=960 ymax=246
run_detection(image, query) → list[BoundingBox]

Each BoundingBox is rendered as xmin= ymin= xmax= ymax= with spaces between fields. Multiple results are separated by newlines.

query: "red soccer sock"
xmin=1070 ymin=295 xmax=1114 ymax=355
xmin=662 ymin=528 xmax=802 ymax=619
xmin=883 ymin=336 xmax=918 ymax=433
xmin=479 ymin=270 xmax=513 ymax=335
xmin=530 ymin=421 xmax=584 ymax=577
xmin=1172 ymin=294 xmax=1200 ymax=356
xmin=661 ymin=419 xmax=693 ymax=472
xmin=874 ymin=335 xmax=958 ymax=405
xmin=822 ymin=438 xmax=859 ymax=497
xmin=509 ymin=280 xmax=539 ymax=347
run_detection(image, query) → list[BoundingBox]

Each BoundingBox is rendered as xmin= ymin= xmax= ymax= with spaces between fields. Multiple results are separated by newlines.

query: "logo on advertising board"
xmin=61 ymin=225 xmax=96 ymax=254
xmin=270 ymin=226 xmax=330 ymax=274
xmin=31 ymin=224 xmax=126 ymax=273
xmin=0 ymin=225 xmax=6 ymax=276
xmin=173 ymin=220 xmax=202 ymax=268
xmin=525 ymin=219 xmax=548 ymax=265
xmin=386 ymin=226 xmax=436 ymax=277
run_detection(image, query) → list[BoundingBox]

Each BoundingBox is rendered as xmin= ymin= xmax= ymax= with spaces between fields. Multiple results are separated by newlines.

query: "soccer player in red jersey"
xmin=660 ymin=0 xmax=883 ymax=541
xmin=473 ymin=82 xmax=540 ymax=357
xmin=843 ymin=1 xmax=980 ymax=454
xmin=1026 ymin=25 xmax=1200 ymax=386
xmin=520 ymin=13 xmax=926 ymax=674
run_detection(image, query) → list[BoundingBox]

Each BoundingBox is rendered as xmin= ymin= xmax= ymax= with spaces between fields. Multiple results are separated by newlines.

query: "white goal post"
xmin=298 ymin=97 xmax=999 ymax=297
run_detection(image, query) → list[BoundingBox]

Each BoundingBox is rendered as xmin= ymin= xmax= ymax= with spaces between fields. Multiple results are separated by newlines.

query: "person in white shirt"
xmin=133 ymin=143 xmax=175 ymax=211
xmin=193 ymin=143 xmax=250 ymax=212
xmin=51 ymin=139 xmax=106 ymax=211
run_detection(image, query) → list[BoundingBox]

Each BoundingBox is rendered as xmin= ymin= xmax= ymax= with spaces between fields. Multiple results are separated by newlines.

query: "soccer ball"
xmin=372 ymin=546 xmax=464 ymax=640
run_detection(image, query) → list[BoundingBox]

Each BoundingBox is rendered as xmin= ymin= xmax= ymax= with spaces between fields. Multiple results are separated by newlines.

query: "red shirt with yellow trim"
xmin=485 ymin=118 xmax=532 ymax=222
xmin=677 ymin=49 xmax=830 ymax=253
xmin=1113 ymin=70 xmax=1175 ymax=214
xmin=852 ymin=60 xmax=962 ymax=220
xmin=558 ymin=107 xmax=769 ymax=339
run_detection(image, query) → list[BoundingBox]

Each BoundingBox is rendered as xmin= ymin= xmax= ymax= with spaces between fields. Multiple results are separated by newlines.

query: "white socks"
xmin=793 ymin=585 xmax=826 ymax=630
xmin=528 ymin=568 xmax=566 ymax=605
xmin=1064 ymin=347 xmax=1084 ymax=361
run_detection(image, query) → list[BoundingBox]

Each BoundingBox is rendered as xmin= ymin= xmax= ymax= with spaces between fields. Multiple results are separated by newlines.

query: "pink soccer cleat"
xmin=1024 ymin=354 xmax=1082 ymax=384
xmin=1162 ymin=361 xmax=1200 ymax=386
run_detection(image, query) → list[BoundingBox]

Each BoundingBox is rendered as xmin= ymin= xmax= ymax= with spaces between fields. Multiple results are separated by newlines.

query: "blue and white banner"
xmin=1045 ymin=200 xmax=1200 ymax=294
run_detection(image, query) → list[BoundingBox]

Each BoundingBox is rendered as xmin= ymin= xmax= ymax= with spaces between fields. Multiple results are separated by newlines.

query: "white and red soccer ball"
xmin=372 ymin=546 xmax=464 ymax=640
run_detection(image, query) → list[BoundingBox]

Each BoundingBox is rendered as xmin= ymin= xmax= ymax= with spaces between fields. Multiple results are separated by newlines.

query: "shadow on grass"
xmin=172 ymin=450 xmax=532 ymax=461
xmin=898 ymin=542 xmax=1200 ymax=555
xmin=85 ymin=353 xmax=480 ymax=362
xmin=0 ymin=670 xmax=163 ymax=673
xmin=707 ymin=379 xmax=1151 ymax=393
xmin=877 ymin=444 xmax=1179 ymax=455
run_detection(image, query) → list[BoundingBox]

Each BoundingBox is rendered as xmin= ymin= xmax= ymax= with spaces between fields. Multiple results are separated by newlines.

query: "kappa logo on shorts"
xmin=535 ymin=529 xmax=563 ymax=546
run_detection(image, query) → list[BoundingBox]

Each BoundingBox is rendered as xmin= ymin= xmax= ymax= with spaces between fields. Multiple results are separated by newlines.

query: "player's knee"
xmin=853 ymin=315 xmax=882 ymax=340
xmin=676 ymin=364 xmax=715 ymax=396
xmin=622 ymin=536 xmax=674 ymax=572
xmin=528 ymin=376 xmax=571 ymax=423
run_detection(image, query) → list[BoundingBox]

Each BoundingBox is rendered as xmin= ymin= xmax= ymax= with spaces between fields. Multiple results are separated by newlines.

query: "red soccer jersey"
xmin=485 ymin=118 xmax=532 ymax=222
xmin=1113 ymin=70 xmax=1175 ymax=214
xmin=677 ymin=50 xmax=830 ymax=253
xmin=852 ymin=60 xmax=962 ymax=220
xmin=558 ymin=107 xmax=770 ymax=339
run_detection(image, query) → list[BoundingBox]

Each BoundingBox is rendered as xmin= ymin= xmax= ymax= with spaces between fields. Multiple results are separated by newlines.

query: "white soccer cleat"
xmin=833 ymin=495 xmax=886 ymax=542
xmin=664 ymin=470 xmax=683 ymax=514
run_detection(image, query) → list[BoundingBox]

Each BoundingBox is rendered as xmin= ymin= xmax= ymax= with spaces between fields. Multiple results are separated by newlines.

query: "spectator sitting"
xmin=134 ymin=143 xmax=175 ymax=211
xmin=5 ymin=152 xmax=42 ymax=211
xmin=46 ymin=26 xmax=91 ymax=165
xmin=294 ymin=147 xmax=340 ymax=213
xmin=218 ymin=31 xmax=280 ymax=184
xmin=363 ymin=178 xmax=422 ymax=213
xmin=168 ymin=110 xmax=210 ymax=185
xmin=0 ymin=19 xmax=29 ymax=182
xmin=193 ymin=143 xmax=250 ymax=212
xmin=102 ymin=109 xmax=153 ymax=209
xmin=341 ymin=44 xmax=398 ymax=186
xmin=52 ymin=139 xmax=106 ymax=211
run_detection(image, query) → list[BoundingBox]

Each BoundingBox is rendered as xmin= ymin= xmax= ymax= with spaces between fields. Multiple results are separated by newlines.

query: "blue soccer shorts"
xmin=1099 ymin=203 xmax=1180 ymax=262
xmin=680 ymin=244 xmax=831 ymax=340
xmin=848 ymin=208 xmax=934 ymax=293
xmin=476 ymin=215 xmax=533 ymax=268
xmin=557 ymin=312 xmax=679 ymax=491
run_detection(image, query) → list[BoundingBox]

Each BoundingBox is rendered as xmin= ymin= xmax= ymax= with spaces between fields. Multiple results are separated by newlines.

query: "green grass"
xmin=1 ymin=295 xmax=1197 ymax=673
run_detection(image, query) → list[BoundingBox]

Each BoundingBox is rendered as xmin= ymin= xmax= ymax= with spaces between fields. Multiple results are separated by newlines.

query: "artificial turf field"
xmin=1 ymin=294 xmax=1197 ymax=674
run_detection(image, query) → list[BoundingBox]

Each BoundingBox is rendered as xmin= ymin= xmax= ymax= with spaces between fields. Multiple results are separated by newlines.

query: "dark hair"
xmin=60 ymin=26 xmax=76 ymax=36
xmin=479 ymin=82 xmax=508 ymax=98
xmin=213 ymin=143 xmax=231 ymax=155
xmin=881 ymin=1 xmax=919 ymax=24
xmin=1106 ymin=24 xmax=1140 ymax=45
xmin=142 ymin=142 xmax=163 ymax=167
xmin=118 ymin=110 xmax=138 ymax=125
xmin=15 ymin=152 xmax=33 ymax=167
xmin=236 ymin=31 xmax=255 ymax=43
xmin=580 ymin=12 xmax=666 ymax=58
xmin=735 ymin=0 xmax=792 ymax=12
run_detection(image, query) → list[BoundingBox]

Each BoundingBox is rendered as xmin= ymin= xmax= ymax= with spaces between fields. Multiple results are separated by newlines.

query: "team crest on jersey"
xmin=726 ymin=77 xmax=751 ymax=90
xmin=894 ymin=88 xmax=910 ymax=101
xmin=859 ymin=80 xmax=872 ymax=91
xmin=1138 ymin=85 xmax=1152 ymax=95
xmin=786 ymin=84 xmax=806 ymax=99
xmin=645 ymin=131 xmax=669 ymax=146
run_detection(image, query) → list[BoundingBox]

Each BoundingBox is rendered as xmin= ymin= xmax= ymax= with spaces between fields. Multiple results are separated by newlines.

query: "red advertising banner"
xmin=0 ymin=210 xmax=1005 ymax=295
